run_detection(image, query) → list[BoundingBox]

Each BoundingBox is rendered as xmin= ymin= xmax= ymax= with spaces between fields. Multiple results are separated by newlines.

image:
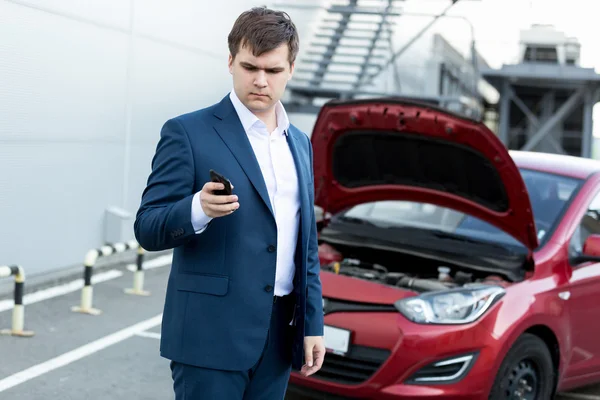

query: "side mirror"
xmin=572 ymin=234 xmax=600 ymax=264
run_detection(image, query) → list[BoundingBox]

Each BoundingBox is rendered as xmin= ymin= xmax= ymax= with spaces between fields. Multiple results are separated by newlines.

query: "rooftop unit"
xmin=519 ymin=24 xmax=581 ymax=65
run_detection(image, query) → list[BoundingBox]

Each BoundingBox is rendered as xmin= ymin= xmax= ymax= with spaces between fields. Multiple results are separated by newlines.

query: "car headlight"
xmin=394 ymin=285 xmax=505 ymax=324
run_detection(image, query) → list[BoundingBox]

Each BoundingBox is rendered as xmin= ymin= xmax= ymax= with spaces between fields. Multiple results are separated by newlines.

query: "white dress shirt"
xmin=190 ymin=90 xmax=301 ymax=296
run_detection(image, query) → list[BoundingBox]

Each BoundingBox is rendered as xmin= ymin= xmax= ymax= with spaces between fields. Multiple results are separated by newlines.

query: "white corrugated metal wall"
xmin=0 ymin=0 xmax=289 ymax=275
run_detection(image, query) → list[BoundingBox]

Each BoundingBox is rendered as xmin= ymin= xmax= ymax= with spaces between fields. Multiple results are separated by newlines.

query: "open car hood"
xmin=311 ymin=98 xmax=538 ymax=251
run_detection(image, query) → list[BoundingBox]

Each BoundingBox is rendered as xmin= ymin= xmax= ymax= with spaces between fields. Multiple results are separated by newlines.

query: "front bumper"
xmin=286 ymin=384 xmax=350 ymax=400
xmin=285 ymin=382 xmax=487 ymax=400
xmin=288 ymin=311 xmax=499 ymax=400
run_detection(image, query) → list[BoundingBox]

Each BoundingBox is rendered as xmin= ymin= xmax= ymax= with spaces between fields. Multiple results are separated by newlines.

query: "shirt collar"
xmin=229 ymin=90 xmax=290 ymax=136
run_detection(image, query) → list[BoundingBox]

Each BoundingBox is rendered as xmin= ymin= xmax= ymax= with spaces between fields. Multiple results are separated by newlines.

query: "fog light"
xmin=406 ymin=353 xmax=478 ymax=384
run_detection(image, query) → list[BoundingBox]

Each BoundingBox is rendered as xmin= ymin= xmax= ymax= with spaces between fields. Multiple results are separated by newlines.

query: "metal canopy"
xmin=484 ymin=64 xmax=600 ymax=88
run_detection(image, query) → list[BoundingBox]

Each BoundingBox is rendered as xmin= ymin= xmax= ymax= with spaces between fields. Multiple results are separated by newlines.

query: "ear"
xmin=228 ymin=54 xmax=234 ymax=75
xmin=288 ymin=62 xmax=295 ymax=80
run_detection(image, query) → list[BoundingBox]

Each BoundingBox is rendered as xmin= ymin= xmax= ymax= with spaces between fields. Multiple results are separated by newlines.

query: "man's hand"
xmin=300 ymin=336 xmax=325 ymax=377
xmin=200 ymin=182 xmax=239 ymax=218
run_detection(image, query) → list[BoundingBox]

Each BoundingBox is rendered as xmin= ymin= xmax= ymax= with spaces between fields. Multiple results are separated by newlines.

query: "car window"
xmin=519 ymin=170 xmax=581 ymax=239
xmin=339 ymin=169 xmax=581 ymax=249
xmin=569 ymin=190 xmax=600 ymax=257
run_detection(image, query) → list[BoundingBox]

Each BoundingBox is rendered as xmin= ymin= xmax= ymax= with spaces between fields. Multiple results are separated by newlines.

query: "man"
xmin=134 ymin=6 xmax=325 ymax=400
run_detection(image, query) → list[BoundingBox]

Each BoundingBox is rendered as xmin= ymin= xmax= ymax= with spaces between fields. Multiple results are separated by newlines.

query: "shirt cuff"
xmin=191 ymin=191 xmax=213 ymax=234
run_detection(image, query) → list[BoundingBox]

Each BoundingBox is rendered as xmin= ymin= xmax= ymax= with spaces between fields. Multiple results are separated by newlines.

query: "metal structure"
xmin=71 ymin=240 xmax=140 ymax=316
xmin=286 ymin=0 xmax=403 ymax=111
xmin=482 ymin=25 xmax=600 ymax=158
xmin=281 ymin=0 xmax=481 ymax=116
xmin=0 ymin=265 xmax=34 ymax=337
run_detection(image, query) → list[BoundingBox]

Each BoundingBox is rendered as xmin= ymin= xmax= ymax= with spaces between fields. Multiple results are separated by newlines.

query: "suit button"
xmin=267 ymin=245 xmax=276 ymax=253
xmin=264 ymin=285 xmax=273 ymax=293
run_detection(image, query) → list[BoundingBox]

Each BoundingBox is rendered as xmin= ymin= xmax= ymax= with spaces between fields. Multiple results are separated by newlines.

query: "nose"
xmin=254 ymin=70 xmax=267 ymax=88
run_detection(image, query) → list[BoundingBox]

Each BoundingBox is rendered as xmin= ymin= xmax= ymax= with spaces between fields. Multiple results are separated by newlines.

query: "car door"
xmin=564 ymin=188 xmax=600 ymax=378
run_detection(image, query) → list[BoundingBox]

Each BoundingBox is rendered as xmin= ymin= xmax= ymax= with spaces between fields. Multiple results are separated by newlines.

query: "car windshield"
xmin=337 ymin=169 xmax=582 ymax=248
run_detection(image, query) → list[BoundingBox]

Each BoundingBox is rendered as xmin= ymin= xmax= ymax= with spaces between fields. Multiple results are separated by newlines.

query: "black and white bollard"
xmin=125 ymin=246 xmax=150 ymax=296
xmin=0 ymin=265 xmax=34 ymax=337
xmin=71 ymin=240 xmax=139 ymax=315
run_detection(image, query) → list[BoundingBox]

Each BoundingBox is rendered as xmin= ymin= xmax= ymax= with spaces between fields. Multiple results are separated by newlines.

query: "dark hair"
xmin=228 ymin=6 xmax=299 ymax=65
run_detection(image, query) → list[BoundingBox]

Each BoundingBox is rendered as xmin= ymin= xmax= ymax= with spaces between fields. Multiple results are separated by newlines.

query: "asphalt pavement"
xmin=0 ymin=251 xmax=172 ymax=400
xmin=0 ymin=251 xmax=599 ymax=400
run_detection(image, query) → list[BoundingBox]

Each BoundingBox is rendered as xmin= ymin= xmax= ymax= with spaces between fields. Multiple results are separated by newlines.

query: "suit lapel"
xmin=212 ymin=96 xmax=274 ymax=218
xmin=286 ymin=127 xmax=311 ymax=253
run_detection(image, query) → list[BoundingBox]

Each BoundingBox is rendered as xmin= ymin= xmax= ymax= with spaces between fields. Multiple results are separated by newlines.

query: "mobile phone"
xmin=209 ymin=169 xmax=232 ymax=196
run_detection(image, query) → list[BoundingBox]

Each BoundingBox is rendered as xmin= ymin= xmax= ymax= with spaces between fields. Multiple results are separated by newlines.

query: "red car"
xmin=286 ymin=98 xmax=600 ymax=400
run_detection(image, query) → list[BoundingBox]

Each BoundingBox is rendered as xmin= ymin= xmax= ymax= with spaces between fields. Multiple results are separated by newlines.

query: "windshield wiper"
xmin=335 ymin=218 xmax=516 ymax=253
xmin=428 ymin=230 xmax=508 ymax=250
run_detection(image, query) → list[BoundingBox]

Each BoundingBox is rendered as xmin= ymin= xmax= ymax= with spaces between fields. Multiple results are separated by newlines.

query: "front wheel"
xmin=489 ymin=333 xmax=555 ymax=400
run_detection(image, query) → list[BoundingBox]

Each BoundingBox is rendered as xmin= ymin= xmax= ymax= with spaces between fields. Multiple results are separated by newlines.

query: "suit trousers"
xmin=170 ymin=294 xmax=296 ymax=400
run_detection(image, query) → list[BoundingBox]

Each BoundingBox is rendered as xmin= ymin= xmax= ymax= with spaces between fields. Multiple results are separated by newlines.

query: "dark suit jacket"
xmin=134 ymin=94 xmax=324 ymax=371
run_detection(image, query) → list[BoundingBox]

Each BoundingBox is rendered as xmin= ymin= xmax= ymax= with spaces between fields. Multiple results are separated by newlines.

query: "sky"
xmin=393 ymin=0 xmax=597 ymax=69
xmin=450 ymin=0 xmax=599 ymax=69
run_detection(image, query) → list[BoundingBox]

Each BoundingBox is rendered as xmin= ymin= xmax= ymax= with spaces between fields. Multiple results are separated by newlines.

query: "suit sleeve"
xmin=304 ymin=134 xmax=325 ymax=337
xmin=134 ymin=118 xmax=198 ymax=251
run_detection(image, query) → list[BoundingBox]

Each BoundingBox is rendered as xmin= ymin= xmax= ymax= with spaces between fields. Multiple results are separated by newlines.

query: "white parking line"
xmin=558 ymin=393 xmax=600 ymax=400
xmin=135 ymin=331 xmax=161 ymax=340
xmin=0 ymin=270 xmax=123 ymax=313
xmin=126 ymin=254 xmax=172 ymax=272
xmin=0 ymin=313 xmax=162 ymax=393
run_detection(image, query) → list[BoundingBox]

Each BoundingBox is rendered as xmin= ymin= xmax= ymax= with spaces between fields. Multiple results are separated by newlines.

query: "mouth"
xmin=250 ymin=93 xmax=270 ymax=98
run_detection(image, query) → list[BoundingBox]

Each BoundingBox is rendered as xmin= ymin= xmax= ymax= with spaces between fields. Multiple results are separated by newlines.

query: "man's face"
xmin=228 ymin=42 xmax=294 ymax=115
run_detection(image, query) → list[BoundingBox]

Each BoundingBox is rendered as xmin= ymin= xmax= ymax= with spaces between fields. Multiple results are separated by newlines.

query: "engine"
xmin=321 ymin=258 xmax=508 ymax=293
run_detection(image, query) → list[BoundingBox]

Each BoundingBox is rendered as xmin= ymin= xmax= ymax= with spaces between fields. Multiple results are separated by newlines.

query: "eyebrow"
xmin=240 ymin=62 xmax=285 ymax=72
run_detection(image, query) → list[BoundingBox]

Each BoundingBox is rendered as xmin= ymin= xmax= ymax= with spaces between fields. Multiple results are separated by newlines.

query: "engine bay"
xmin=319 ymin=243 xmax=511 ymax=293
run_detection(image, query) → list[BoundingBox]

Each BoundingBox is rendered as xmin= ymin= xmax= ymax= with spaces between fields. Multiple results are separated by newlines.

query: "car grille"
xmin=313 ymin=344 xmax=390 ymax=385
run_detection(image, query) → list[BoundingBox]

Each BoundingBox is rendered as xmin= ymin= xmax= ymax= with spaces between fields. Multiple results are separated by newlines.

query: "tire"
xmin=489 ymin=333 xmax=556 ymax=400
